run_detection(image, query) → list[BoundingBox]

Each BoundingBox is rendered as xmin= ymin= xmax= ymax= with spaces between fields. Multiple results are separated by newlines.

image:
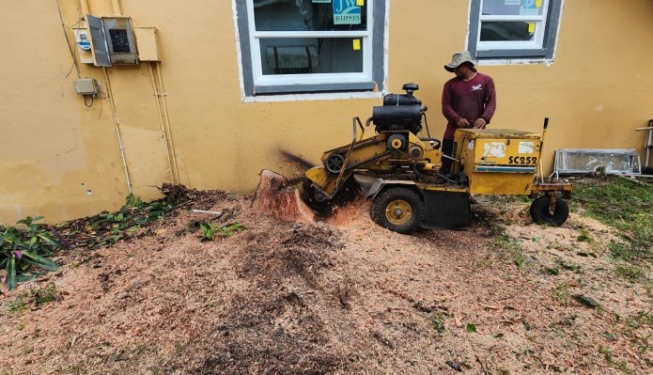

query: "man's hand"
xmin=473 ymin=118 xmax=487 ymax=129
xmin=457 ymin=118 xmax=471 ymax=128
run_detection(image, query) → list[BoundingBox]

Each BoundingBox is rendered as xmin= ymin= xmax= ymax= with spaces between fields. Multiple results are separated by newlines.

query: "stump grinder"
xmin=293 ymin=83 xmax=572 ymax=234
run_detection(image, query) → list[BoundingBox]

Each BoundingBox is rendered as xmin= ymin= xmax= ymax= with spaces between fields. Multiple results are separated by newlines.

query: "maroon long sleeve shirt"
xmin=441 ymin=72 xmax=497 ymax=140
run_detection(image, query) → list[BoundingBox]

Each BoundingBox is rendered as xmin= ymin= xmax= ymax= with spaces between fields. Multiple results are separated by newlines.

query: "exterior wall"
xmin=1 ymin=0 xmax=652 ymax=225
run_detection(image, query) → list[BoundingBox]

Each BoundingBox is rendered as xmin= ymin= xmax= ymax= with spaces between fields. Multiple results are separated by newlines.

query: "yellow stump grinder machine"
xmin=300 ymin=83 xmax=572 ymax=234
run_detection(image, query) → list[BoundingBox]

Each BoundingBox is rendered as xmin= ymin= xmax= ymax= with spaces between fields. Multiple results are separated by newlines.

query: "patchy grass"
xmin=573 ymin=177 xmax=653 ymax=262
xmin=615 ymin=264 xmax=645 ymax=283
xmin=492 ymin=233 xmax=525 ymax=268
xmin=430 ymin=312 xmax=448 ymax=336
xmin=5 ymin=294 xmax=27 ymax=316
xmin=4 ymin=283 xmax=61 ymax=316
xmin=554 ymin=281 xmax=571 ymax=305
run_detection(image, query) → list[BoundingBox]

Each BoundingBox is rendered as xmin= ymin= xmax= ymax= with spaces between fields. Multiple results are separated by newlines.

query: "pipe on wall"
xmin=149 ymin=62 xmax=180 ymax=184
xmin=103 ymin=67 xmax=135 ymax=194
xmin=155 ymin=62 xmax=181 ymax=184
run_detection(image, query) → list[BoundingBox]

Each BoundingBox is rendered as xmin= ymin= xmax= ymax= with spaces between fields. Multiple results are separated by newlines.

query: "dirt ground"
xmin=1 ymin=184 xmax=652 ymax=375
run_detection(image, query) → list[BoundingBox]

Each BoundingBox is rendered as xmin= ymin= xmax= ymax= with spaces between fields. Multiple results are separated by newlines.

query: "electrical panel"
xmin=87 ymin=15 xmax=138 ymax=67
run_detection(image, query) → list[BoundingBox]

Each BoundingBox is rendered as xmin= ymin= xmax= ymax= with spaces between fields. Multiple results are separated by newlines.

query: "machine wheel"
xmin=530 ymin=195 xmax=569 ymax=226
xmin=371 ymin=187 xmax=423 ymax=234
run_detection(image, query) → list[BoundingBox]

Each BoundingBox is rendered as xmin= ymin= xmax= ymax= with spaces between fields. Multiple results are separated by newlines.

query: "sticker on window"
xmin=518 ymin=141 xmax=535 ymax=154
xmin=520 ymin=0 xmax=539 ymax=16
xmin=483 ymin=142 xmax=506 ymax=157
xmin=333 ymin=0 xmax=362 ymax=25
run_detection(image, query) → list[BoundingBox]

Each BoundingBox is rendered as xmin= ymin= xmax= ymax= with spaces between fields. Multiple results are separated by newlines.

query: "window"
xmin=234 ymin=0 xmax=387 ymax=97
xmin=468 ymin=0 xmax=563 ymax=60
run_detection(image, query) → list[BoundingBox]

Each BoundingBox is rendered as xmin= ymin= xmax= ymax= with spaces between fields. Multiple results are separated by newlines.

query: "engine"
xmin=372 ymin=83 xmax=424 ymax=135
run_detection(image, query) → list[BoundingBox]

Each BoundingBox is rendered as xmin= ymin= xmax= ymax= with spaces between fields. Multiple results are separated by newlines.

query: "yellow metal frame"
xmin=454 ymin=128 xmax=551 ymax=196
xmin=308 ymin=117 xmax=442 ymax=197
xmin=306 ymin=125 xmax=571 ymax=201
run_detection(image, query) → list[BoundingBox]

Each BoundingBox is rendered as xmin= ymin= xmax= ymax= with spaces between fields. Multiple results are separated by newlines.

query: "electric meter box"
xmin=88 ymin=15 xmax=138 ymax=67
xmin=73 ymin=27 xmax=94 ymax=64
xmin=453 ymin=128 xmax=542 ymax=196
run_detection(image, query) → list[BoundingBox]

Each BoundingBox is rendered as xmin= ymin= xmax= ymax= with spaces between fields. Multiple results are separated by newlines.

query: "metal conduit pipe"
xmin=155 ymin=62 xmax=180 ymax=184
xmin=103 ymin=67 xmax=135 ymax=194
xmin=148 ymin=62 xmax=179 ymax=184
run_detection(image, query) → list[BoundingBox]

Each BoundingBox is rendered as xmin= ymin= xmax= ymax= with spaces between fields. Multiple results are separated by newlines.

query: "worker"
xmin=440 ymin=51 xmax=497 ymax=174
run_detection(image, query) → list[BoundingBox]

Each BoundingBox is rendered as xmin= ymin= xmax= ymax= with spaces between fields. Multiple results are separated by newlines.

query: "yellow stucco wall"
xmin=1 ymin=0 xmax=652 ymax=225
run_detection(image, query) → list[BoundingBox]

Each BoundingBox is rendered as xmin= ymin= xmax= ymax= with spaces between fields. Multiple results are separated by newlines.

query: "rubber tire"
xmin=530 ymin=195 xmax=569 ymax=226
xmin=371 ymin=187 xmax=423 ymax=234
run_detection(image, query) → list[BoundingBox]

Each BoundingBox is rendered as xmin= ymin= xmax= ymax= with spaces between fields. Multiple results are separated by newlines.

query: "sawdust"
xmin=0 ymin=188 xmax=651 ymax=375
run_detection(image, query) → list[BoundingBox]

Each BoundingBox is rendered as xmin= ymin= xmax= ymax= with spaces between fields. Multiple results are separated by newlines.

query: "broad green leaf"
xmin=16 ymin=273 xmax=44 ymax=283
xmin=11 ymin=238 xmax=27 ymax=250
xmin=21 ymin=251 xmax=59 ymax=271
xmin=23 ymin=258 xmax=59 ymax=272
xmin=36 ymin=233 xmax=64 ymax=249
xmin=6 ymin=255 xmax=17 ymax=290
xmin=465 ymin=324 xmax=477 ymax=333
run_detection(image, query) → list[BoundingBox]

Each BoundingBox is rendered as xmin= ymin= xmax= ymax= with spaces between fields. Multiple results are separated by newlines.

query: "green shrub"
xmin=0 ymin=217 xmax=62 ymax=290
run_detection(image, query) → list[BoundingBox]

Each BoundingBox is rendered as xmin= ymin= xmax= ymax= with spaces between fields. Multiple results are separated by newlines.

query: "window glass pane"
xmin=254 ymin=0 xmax=368 ymax=31
xmin=480 ymin=21 xmax=536 ymax=41
xmin=482 ymin=0 xmax=545 ymax=17
xmin=260 ymin=38 xmax=363 ymax=75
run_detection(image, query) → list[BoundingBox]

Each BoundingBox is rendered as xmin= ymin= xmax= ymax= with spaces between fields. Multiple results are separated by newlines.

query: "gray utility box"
xmin=74 ymin=78 xmax=98 ymax=96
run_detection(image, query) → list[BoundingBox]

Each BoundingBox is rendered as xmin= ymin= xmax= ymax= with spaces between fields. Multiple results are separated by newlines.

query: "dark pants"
xmin=441 ymin=138 xmax=454 ymax=174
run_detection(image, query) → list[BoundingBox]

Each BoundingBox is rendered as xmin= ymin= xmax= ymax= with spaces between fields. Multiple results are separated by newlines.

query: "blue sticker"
xmin=77 ymin=33 xmax=91 ymax=51
xmin=520 ymin=0 xmax=539 ymax=15
xmin=333 ymin=0 xmax=361 ymax=25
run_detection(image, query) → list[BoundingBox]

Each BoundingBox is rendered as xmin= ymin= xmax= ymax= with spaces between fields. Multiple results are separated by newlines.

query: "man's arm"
xmin=442 ymin=81 xmax=465 ymax=126
xmin=480 ymin=75 xmax=497 ymax=123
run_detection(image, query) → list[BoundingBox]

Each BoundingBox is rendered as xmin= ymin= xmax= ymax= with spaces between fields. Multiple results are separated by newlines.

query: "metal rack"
xmin=554 ymin=149 xmax=640 ymax=175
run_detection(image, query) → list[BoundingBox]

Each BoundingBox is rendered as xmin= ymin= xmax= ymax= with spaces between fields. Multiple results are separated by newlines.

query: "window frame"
xmin=467 ymin=0 xmax=564 ymax=60
xmin=234 ymin=0 xmax=387 ymax=97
